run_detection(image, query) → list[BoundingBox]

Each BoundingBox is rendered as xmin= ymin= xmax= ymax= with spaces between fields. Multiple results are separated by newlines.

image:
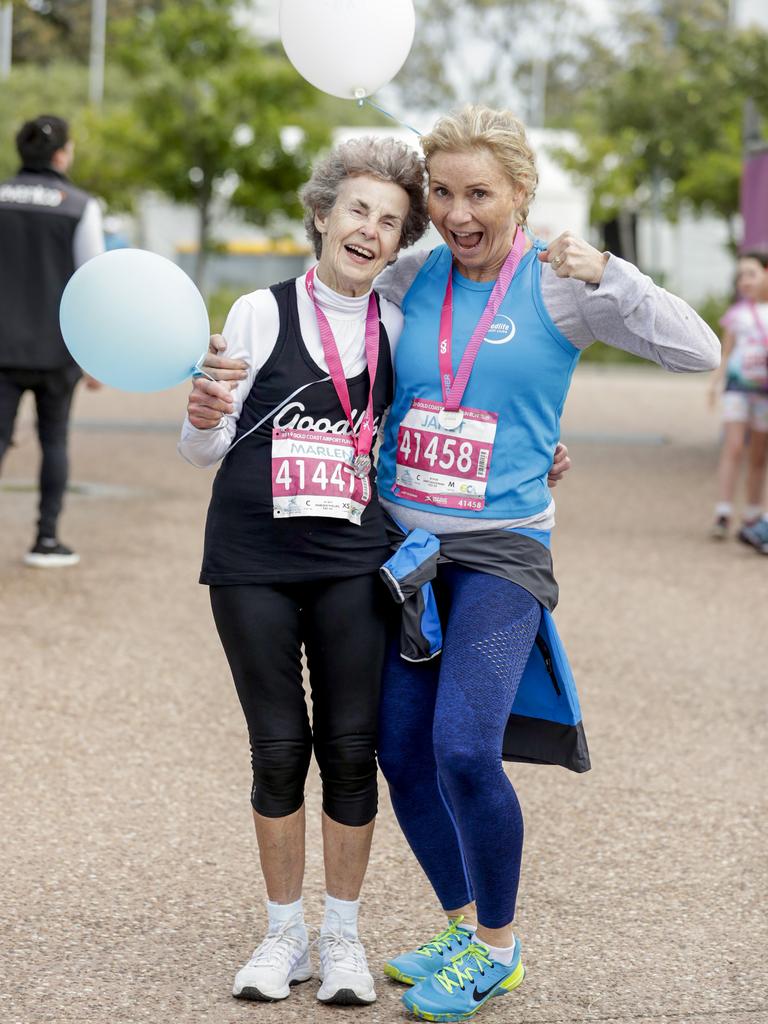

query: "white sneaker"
xmin=317 ymin=930 xmax=377 ymax=1005
xmin=232 ymin=919 xmax=312 ymax=1001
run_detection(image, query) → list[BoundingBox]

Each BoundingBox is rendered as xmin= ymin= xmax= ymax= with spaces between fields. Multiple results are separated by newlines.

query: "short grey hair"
xmin=300 ymin=136 xmax=429 ymax=259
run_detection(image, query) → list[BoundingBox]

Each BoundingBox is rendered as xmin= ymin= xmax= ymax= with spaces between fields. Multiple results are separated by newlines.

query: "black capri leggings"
xmin=210 ymin=573 xmax=388 ymax=827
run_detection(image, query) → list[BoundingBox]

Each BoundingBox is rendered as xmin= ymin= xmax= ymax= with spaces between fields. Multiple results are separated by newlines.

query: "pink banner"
xmin=741 ymin=147 xmax=768 ymax=253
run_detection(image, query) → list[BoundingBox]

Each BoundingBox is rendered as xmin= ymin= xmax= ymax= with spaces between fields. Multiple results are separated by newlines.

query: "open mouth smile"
xmin=344 ymin=243 xmax=376 ymax=262
xmin=451 ymin=230 xmax=484 ymax=252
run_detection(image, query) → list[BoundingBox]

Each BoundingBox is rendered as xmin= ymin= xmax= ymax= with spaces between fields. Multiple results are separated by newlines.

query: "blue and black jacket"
xmin=380 ymin=522 xmax=591 ymax=774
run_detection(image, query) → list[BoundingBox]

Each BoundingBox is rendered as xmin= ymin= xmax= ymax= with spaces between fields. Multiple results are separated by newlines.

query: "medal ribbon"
xmin=749 ymin=301 xmax=768 ymax=344
xmin=305 ymin=267 xmax=380 ymax=460
xmin=438 ymin=228 xmax=527 ymax=411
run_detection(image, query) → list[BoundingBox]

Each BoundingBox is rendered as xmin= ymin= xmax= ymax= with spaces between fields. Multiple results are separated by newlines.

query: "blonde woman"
xmin=372 ymin=105 xmax=720 ymax=1021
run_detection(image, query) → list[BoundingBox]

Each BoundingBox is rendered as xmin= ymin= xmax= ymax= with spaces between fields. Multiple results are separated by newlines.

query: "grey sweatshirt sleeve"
xmin=540 ymin=254 xmax=721 ymax=372
xmin=375 ymin=249 xmax=431 ymax=307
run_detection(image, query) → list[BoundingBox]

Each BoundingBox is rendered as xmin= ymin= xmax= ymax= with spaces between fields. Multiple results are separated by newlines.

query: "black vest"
xmin=200 ymin=278 xmax=394 ymax=585
xmin=0 ymin=167 xmax=91 ymax=369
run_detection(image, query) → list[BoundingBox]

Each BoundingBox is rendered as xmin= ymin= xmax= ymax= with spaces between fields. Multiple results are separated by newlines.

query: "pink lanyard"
xmin=749 ymin=301 xmax=768 ymax=344
xmin=305 ymin=267 xmax=380 ymax=475
xmin=438 ymin=228 xmax=527 ymax=413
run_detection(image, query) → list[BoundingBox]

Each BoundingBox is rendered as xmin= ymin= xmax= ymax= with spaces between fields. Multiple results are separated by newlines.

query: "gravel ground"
xmin=1 ymin=365 xmax=765 ymax=1024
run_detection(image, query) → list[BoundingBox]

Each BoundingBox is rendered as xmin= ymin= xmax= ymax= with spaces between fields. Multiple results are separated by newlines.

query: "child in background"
xmin=709 ymin=252 xmax=768 ymax=554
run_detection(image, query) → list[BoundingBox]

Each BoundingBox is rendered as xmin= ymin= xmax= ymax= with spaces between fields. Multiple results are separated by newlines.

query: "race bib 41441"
xmin=272 ymin=428 xmax=370 ymax=524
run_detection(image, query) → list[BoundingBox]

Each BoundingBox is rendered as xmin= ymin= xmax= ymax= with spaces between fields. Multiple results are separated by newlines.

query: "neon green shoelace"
xmin=414 ymin=916 xmax=468 ymax=959
xmin=434 ymin=943 xmax=495 ymax=994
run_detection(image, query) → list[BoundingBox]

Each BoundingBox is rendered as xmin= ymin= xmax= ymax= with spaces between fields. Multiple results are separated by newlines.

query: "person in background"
xmin=708 ymin=252 xmax=768 ymax=554
xmin=0 ymin=114 xmax=104 ymax=567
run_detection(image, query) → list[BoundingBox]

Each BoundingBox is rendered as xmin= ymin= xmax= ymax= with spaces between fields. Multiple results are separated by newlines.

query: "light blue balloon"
xmin=60 ymin=248 xmax=210 ymax=392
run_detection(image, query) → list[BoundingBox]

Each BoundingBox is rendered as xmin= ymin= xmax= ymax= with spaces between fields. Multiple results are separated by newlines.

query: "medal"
xmin=352 ymin=453 xmax=372 ymax=478
xmin=437 ymin=408 xmax=464 ymax=430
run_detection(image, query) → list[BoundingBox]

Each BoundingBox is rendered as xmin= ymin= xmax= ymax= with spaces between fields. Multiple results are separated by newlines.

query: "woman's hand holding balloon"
xmin=187 ymin=377 xmax=237 ymax=430
xmin=202 ymin=334 xmax=249 ymax=383
xmin=539 ymin=231 xmax=610 ymax=285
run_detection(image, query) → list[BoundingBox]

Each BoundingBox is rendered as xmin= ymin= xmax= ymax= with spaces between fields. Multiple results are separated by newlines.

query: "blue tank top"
xmin=377 ymin=241 xmax=580 ymax=519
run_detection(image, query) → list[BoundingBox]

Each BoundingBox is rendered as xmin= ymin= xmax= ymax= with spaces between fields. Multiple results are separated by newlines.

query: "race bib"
xmin=393 ymin=399 xmax=498 ymax=512
xmin=272 ymin=428 xmax=371 ymax=524
xmin=738 ymin=341 xmax=768 ymax=387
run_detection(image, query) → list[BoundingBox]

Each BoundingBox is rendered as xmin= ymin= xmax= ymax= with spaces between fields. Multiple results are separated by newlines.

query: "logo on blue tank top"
xmin=484 ymin=315 xmax=516 ymax=345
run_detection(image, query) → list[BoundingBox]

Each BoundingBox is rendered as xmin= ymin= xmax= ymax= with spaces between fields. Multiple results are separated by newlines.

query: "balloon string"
xmin=357 ymin=98 xmax=422 ymax=137
xmin=192 ymin=351 xmax=217 ymax=383
xmin=224 ymin=375 xmax=332 ymax=458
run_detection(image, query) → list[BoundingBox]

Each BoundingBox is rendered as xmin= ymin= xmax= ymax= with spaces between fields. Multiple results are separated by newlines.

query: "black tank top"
xmin=200 ymin=278 xmax=394 ymax=584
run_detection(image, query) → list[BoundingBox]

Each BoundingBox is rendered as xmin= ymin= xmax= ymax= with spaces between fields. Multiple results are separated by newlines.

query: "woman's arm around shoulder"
xmin=178 ymin=289 xmax=279 ymax=468
xmin=539 ymin=232 xmax=720 ymax=372
xmin=375 ymin=249 xmax=432 ymax=308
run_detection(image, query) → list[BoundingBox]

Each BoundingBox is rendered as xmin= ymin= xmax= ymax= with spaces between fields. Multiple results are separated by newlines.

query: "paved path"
xmin=1 ymin=367 xmax=765 ymax=1024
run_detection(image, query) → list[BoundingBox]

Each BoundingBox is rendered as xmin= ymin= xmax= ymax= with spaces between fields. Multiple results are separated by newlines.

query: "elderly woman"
xmin=366 ymin=105 xmax=720 ymax=1022
xmin=179 ymin=136 xmax=429 ymax=1006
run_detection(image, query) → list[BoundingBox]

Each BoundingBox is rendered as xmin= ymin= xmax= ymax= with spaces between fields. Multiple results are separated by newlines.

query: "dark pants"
xmin=378 ymin=566 xmax=541 ymax=929
xmin=210 ymin=573 xmax=388 ymax=827
xmin=0 ymin=366 xmax=81 ymax=540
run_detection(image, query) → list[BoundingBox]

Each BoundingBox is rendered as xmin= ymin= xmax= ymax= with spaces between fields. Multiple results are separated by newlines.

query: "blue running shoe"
xmin=402 ymin=939 xmax=524 ymax=1022
xmin=384 ymin=918 xmax=475 ymax=985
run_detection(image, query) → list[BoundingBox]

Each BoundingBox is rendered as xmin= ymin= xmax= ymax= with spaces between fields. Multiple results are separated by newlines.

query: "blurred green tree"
xmin=1 ymin=1 xmax=332 ymax=289
xmin=7 ymin=0 xmax=162 ymax=63
xmin=1 ymin=1 xmax=391 ymax=291
xmin=393 ymin=0 xmax=767 ymax=259
xmin=554 ymin=1 xmax=768 ymax=250
xmin=393 ymin=0 xmax=577 ymax=120
xmin=103 ymin=0 xmax=330 ymax=287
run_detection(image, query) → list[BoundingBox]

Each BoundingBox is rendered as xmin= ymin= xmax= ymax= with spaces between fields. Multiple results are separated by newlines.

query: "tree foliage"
xmin=392 ymin=0 xmax=767 ymax=242
xmin=393 ymin=0 xmax=577 ymax=119
xmin=8 ymin=0 xmax=162 ymax=64
xmin=100 ymin=0 xmax=330 ymax=285
xmin=556 ymin=1 xmax=767 ymax=236
xmin=2 ymin=0 xmax=339 ymax=289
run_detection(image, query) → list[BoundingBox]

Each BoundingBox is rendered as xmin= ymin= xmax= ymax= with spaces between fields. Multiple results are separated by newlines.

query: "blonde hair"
xmin=421 ymin=105 xmax=538 ymax=224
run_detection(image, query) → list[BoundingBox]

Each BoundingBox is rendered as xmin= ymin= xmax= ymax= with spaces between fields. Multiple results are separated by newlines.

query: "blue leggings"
xmin=378 ymin=565 xmax=540 ymax=929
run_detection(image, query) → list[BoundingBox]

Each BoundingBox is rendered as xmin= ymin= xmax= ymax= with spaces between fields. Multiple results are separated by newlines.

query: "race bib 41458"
xmin=393 ymin=399 xmax=498 ymax=512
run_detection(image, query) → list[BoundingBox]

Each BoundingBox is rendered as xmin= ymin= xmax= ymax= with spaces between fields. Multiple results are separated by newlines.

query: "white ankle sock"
xmin=322 ymin=894 xmax=359 ymax=939
xmin=743 ymin=504 xmax=763 ymax=523
xmin=266 ymin=897 xmax=306 ymax=938
xmin=476 ymin=938 xmax=516 ymax=965
xmin=715 ymin=502 xmax=733 ymax=518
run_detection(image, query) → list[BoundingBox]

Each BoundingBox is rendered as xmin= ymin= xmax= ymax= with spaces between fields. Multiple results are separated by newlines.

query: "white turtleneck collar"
xmin=302 ymin=269 xmax=373 ymax=319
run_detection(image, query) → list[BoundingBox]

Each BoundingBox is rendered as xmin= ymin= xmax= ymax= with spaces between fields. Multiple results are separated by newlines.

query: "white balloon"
xmin=280 ymin=0 xmax=415 ymax=100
